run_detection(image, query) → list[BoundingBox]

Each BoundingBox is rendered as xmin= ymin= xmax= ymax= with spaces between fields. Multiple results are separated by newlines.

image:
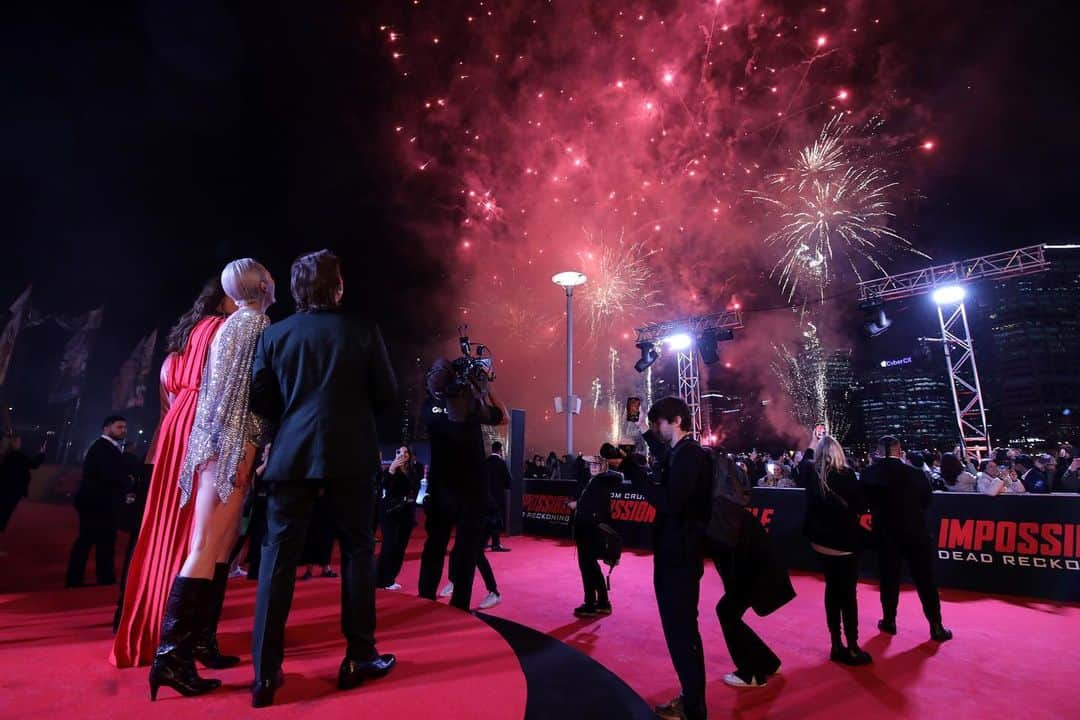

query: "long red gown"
xmin=110 ymin=315 xmax=225 ymax=667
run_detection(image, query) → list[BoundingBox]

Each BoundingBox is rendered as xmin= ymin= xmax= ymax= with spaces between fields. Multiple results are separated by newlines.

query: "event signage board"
xmin=521 ymin=480 xmax=1080 ymax=601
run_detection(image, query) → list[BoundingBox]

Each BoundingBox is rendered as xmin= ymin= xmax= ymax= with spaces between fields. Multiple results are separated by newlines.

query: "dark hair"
xmin=907 ymin=451 xmax=925 ymax=468
xmin=291 ymin=249 xmax=342 ymax=312
xmin=878 ymin=435 xmax=901 ymax=457
xmin=491 ymin=441 xmax=503 ymax=453
xmin=940 ymin=453 xmax=964 ymax=485
xmin=1015 ymin=454 xmax=1034 ymax=470
xmin=803 ymin=448 xmax=815 ymax=461
xmin=166 ymin=278 xmax=227 ymax=354
xmin=103 ymin=414 xmax=126 ymax=427
xmin=647 ymin=396 xmax=692 ymax=432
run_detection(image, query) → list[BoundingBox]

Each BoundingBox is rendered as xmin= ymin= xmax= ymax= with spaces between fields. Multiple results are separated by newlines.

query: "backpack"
xmin=703 ymin=449 xmax=753 ymax=547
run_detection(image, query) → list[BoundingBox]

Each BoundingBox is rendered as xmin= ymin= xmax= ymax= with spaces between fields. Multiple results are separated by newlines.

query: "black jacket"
xmin=1021 ymin=467 xmax=1051 ymax=494
xmin=483 ymin=455 xmax=512 ymax=519
xmin=623 ymin=435 xmax=712 ymax=564
xmin=250 ymin=309 xmax=397 ymax=484
xmin=861 ymin=457 xmax=932 ymax=545
xmin=380 ymin=463 xmax=422 ymax=514
xmin=803 ymin=466 xmax=867 ymax=553
xmin=76 ymin=438 xmax=130 ymax=515
xmin=1 ymin=449 xmax=45 ymax=500
xmin=574 ymin=470 xmax=622 ymax=527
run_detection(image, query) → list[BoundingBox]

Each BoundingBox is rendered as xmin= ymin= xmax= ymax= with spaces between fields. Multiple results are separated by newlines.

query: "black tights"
xmin=819 ymin=551 xmax=860 ymax=646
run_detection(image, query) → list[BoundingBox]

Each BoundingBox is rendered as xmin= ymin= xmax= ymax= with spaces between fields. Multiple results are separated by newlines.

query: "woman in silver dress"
xmin=149 ymin=259 xmax=275 ymax=700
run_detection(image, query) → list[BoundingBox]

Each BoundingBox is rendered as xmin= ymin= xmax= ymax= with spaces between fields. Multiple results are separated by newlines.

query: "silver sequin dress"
xmin=178 ymin=307 xmax=270 ymax=506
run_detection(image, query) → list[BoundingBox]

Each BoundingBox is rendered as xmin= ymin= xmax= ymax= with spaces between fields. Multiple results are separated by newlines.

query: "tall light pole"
xmin=552 ymin=271 xmax=586 ymax=456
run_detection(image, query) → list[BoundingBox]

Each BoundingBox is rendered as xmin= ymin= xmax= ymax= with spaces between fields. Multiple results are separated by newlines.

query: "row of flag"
xmin=0 ymin=287 xmax=158 ymax=410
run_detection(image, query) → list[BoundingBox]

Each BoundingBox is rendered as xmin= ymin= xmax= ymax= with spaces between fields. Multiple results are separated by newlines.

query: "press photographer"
xmin=569 ymin=443 xmax=625 ymax=618
xmin=417 ymin=334 xmax=509 ymax=611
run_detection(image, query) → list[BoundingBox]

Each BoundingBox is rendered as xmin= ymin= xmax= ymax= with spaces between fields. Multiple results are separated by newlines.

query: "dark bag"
xmin=595 ymin=522 xmax=623 ymax=591
xmin=704 ymin=450 xmax=752 ymax=547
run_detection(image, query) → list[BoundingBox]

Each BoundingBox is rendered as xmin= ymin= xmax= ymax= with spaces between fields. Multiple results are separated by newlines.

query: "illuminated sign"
xmin=880 ymin=356 xmax=913 ymax=368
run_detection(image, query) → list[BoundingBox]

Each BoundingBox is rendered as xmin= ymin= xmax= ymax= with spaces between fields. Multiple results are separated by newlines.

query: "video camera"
xmin=437 ymin=326 xmax=495 ymax=400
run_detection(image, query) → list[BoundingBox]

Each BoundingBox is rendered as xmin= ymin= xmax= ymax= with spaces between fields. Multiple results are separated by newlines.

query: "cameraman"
xmin=417 ymin=358 xmax=508 ymax=611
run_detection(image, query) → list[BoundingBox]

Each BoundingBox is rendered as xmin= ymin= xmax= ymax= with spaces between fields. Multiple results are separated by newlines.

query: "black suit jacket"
xmin=250 ymin=309 xmax=397 ymax=484
xmin=483 ymin=455 xmax=511 ymax=513
xmin=861 ymin=457 xmax=932 ymax=545
xmin=76 ymin=438 xmax=129 ymax=517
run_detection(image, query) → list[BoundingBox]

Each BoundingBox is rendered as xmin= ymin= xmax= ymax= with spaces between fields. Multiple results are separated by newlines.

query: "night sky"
xmin=3 ymin=1 xmax=1078 ymax=454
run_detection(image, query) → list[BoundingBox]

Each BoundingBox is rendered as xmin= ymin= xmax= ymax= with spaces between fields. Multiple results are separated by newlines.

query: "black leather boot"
xmin=192 ymin=563 xmax=241 ymax=669
xmin=148 ymin=576 xmax=222 ymax=701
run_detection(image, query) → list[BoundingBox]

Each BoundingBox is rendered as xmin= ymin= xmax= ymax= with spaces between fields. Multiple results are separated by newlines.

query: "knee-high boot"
xmin=148 ymin=576 xmax=222 ymax=700
xmin=192 ymin=563 xmax=241 ymax=669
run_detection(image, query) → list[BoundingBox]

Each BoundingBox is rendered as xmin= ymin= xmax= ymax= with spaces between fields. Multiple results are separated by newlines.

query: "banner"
xmin=111 ymin=329 xmax=157 ymax=409
xmin=49 ymin=306 xmax=104 ymax=404
xmin=0 ymin=287 xmax=32 ymax=386
xmin=522 ymin=482 xmax=1080 ymax=601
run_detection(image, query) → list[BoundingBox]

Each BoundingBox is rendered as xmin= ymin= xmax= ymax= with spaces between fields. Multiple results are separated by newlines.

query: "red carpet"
xmin=2 ymin=500 xmax=1078 ymax=719
xmin=0 ymin=502 xmax=526 ymax=719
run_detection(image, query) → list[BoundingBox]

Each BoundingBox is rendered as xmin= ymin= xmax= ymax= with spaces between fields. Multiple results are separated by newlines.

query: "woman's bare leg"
xmin=181 ymin=462 xmax=222 ymax=579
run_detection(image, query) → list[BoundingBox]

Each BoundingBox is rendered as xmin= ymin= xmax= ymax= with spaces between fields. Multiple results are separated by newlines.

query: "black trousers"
xmin=376 ymin=507 xmax=416 ymax=587
xmin=418 ymin=495 xmax=490 ymax=610
xmin=301 ymin=492 xmax=336 ymax=566
xmin=878 ymin=540 xmax=942 ymax=625
xmin=713 ymin=548 xmax=781 ymax=679
xmin=66 ymin=504 xmax=117 ymax=586
xmin=252 ymin=476 xmax=376 ymax=681
xmin=575 ymin=525 xmax=608 ymax=605
xmin=819 ymin=552 xmax=861 ymax=645
xmin=245 ymin=493 xmax=267 ymax=580
xmin=654 ymin=555 xmax=706 ymax=720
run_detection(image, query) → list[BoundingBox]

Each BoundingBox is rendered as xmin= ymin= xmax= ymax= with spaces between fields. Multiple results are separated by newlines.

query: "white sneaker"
xmin=478 ymin=591 xmax=501 ymax=610
xmin=723 ymin=672 xmax=766 ymax=688
xmin=438 ymin=582 xmax=455 ymax=598
xmin=381 ymin=583 xmax=403 ymax=591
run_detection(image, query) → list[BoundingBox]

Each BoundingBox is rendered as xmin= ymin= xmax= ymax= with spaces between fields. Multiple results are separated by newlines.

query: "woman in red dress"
xmin=110 ymin=280 xmax=235 ymax=668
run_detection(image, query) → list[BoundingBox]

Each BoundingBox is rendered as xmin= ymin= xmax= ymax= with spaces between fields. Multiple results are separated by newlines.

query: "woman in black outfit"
xmin=804 ymin=436 xmax=871 ymax=665
xmin=376 ymin=445 xmax=422 ymax=590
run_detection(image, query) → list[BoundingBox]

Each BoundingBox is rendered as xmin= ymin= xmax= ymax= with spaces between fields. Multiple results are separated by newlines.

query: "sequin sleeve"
xmin=178 ymin=309 xmax=270 ymax=506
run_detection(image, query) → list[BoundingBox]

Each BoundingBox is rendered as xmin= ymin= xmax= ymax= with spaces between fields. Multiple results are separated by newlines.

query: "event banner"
xmin=521 ymin=480 xmax=1080 ymax=601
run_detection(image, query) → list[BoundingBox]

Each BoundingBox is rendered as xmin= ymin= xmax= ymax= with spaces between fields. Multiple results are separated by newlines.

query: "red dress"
xmin=110 ymin=315 xmax=225 ymax=667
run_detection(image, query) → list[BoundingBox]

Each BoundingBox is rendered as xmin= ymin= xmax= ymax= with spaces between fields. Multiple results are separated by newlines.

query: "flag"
xmin=112 ymin=329 xmax=158 ymax=409
xmin=0 ymin=286 xmax=32 ymax=386
xmin=49 ymin=306 xmax=104 ymax=404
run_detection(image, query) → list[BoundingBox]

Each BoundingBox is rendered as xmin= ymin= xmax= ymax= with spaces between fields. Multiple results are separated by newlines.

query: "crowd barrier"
xmin=522 ymin=480 xmax=1080 ymax=602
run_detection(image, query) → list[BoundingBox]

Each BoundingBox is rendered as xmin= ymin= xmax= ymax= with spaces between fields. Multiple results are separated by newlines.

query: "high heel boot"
xmin=192 ymin=563 xmax=241 ymax=669
xmin=148 ymin=576 xmax=222 ymax=701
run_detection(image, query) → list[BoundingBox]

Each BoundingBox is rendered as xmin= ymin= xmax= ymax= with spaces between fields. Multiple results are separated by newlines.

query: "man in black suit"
xmin=1015 ymin=454 xmax=1051 ymax=493
xmin=483 ymin=441 xmax=512 ymax=552
xmin=862 ymin=435 xmax=952 ymax=642
xmin=248 ymin=250 xmax=398 ymax=708
xmin=66 ymin=415 xmax=131 ymax=587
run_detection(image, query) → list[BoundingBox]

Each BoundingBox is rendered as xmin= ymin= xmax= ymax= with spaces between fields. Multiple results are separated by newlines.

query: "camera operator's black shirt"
xmin=423 ymin=397 xmax=504 ymax=502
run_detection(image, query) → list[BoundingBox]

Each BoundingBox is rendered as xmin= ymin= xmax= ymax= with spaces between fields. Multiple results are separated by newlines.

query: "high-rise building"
xmin=977 ymin=246 xmax=1080 ymax=445
xmin=860 ymin=356 xmax=956 ymax=449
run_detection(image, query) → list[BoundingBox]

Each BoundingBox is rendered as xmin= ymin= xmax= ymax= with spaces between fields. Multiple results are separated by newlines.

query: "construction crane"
xmin=858 ymin=244 xmax=1051 ymax=461
xmin=634 ymin=309 xmax=744 ymax=440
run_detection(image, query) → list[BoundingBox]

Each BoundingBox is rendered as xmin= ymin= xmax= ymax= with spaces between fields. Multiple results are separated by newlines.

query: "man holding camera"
xmin=418 ymin=357 xmax=508 ymax=611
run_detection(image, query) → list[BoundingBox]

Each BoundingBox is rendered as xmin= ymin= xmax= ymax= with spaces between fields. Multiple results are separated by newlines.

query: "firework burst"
xmin=753 ymin=115 xmax=929 ymax=301
xmin=577 ymin=230 xmax=662 ymax=336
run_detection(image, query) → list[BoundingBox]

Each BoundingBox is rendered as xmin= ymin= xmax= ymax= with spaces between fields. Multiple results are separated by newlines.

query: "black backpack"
xmin=704 ymin=449 xmax=752 ymax=547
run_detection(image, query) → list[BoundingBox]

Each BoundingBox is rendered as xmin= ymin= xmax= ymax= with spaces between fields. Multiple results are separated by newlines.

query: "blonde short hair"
xmin=221 ymin=258 xmax=272 ymax=307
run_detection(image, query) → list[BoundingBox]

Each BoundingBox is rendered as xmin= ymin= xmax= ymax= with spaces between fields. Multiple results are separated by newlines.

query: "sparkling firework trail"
xmin=577 ymin=230 xmax=663 ymax=337
xmin=753 ymin=115 xmax=929 ymax=301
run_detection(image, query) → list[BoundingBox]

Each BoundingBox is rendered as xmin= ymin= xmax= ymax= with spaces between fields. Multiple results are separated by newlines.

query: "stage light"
xmin=665 ymin=333 xmax=693 ymax=351
xmin=634 ymin=341 xmax=659 ymax=373
xmin=859 ymin=297 xmax=891 ymax=338
xmin=931 ymin=285 xmax=966 ymax=305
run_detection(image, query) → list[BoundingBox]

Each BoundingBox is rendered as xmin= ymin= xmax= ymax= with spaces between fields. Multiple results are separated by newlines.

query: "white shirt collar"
xmin=101 ymin=435 xmax=123 ymax=452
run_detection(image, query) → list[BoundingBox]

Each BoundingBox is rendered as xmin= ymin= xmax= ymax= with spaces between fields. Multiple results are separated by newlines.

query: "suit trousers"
xmin=66 ymin=503 xmax=117 ymax=586
xmin=878 ymin=540 xmax=942 ymax=625
xmin=376 ymin=508 xmax=416 ymax=587
xmin=654 ymin=555 xmax=707 ymax=720
xmin=713 ymin=548 xmax=781 ymax=678
xmin=252 ymin=476 xmax=376 ymax=681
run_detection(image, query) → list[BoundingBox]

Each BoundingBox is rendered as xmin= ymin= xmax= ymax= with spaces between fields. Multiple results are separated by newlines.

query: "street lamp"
xmin=552 ymin=271 xmax=586 ymax=455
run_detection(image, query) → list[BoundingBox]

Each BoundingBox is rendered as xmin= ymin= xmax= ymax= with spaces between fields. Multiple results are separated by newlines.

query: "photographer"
xmin=569 ymin=444 xmax=624 ymax=618
xmin=377 ymin=446 xmax=423 ymax=590
xmin=417 ymin=356 xmax=509 ymax=612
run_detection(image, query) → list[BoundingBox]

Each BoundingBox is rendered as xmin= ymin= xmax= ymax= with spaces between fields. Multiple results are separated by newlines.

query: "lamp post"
xmin=552 ymin=271 xmax=586 ymax=456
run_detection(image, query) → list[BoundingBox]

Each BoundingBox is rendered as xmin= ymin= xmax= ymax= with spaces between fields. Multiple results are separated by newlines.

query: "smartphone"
xmin=626 ymin=396 xmax=642 ymax=423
